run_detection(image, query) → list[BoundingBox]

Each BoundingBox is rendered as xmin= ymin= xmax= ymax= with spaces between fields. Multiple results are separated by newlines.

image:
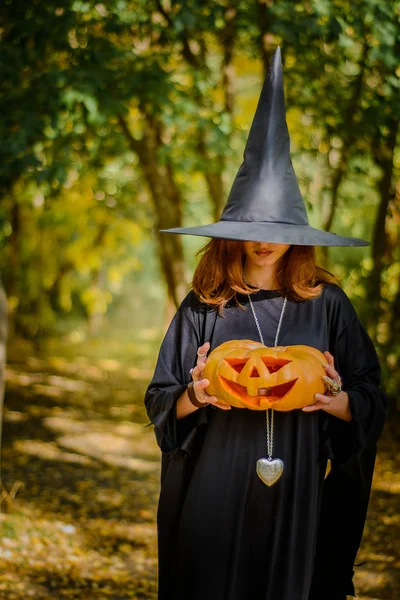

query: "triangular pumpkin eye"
xmin=224 ymin=358 xmax=249 ymax=374
xmin=261 ymin=357 xmax=291 ymax=373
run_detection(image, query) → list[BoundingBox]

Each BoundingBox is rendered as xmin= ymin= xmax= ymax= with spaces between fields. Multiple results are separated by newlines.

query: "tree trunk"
xmin=387 ymin=267 xmax=400 ymax=348
xmin=257 ymin=0 xmax=275 ymax=76
xmin=321 ymin=38 xmax=368 ymax=233
xmin=365 ymin=120 xmax=399 ymax=326
xmin=318 ymin=39 xmax=369 ymax=264
xmin=195 ymin=6 xmax=237 ymax=221
xmin=87 ymin=266 xmax=107 ymax=335
xmin=0 ymin=274 xmax=8 ymax=493
xmin=197 ymin=138 xmax=226 ymax=221
xmin=5 ymin=200 xmax=21 ymax=339
xmin=119 ymin=115 xmax=188 ymax=309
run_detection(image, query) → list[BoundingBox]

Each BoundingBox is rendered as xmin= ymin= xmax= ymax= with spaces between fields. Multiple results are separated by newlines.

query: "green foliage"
xmin=0 ymin=0 xmax=399 ymax=395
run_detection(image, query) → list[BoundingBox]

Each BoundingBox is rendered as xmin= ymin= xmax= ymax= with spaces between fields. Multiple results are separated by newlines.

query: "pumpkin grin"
xmin=203 ymin=340 xmax=327 ymax=411
xmin=220 ymin=376 xmax=299 ymax=407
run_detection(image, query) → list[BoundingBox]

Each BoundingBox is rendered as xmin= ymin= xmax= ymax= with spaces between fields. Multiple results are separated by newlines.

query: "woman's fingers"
xmin=212 ymin=401 xmax=232 ymax=411
xmin=191 ymin=342 xmax=210 ymax=379
xmin=191 ymin=378 xmax=213 ymax=405
xmin=191 ymin=342 xmax=230 ymax=410
xmin=302 ymin=351 xmax=350 ymax=421
xmin=191 ymin=363 xmax=205 ymax=379
xmin=196 ymin=342 xmax=210 ymax=367
xmin=302 ymin=391 xmax=351 ymax=422
xmin=193 ymin=378 xmax=210 ymax=391
xmin=323 ymin=363 xmax=339 ymax=381
xmin=193 ymin=378 xmax=214 ymax=400
xmin=192 ymin=378 xmax=231 ymax=410
xmin=302 ymin=392 xmax=333 ymax=412
xmin=324 ymin=351 xmax=335 ymax=368
xmin=322 ymin=351 xmax=340 ymax=386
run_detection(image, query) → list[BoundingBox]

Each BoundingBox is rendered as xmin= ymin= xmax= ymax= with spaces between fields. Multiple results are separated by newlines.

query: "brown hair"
xmin=191 ymin=239 xmax=339 ymax=311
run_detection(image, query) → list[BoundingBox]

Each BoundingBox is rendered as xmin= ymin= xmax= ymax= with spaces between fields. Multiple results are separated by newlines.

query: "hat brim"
xmin=161 ymin=221 xmax=369 ymax=247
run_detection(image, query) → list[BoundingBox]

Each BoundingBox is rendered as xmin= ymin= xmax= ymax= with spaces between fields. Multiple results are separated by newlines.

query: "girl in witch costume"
xmin=145 ymin=49 xmax=387 ymax=600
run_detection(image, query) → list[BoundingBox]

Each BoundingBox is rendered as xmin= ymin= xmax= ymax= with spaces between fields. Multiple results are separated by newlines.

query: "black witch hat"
xmin=162 ymin=48 xmax=367 ymax=247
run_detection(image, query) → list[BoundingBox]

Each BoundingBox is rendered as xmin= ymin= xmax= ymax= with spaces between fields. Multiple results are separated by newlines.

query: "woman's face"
xmin=243 ymin=241 xmax=291 ymax=269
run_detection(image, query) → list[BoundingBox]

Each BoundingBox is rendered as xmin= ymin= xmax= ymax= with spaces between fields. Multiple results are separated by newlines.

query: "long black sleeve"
xmin=322 ymin=287 xmax=387 ymax=460
xmin=145 ymin=294 xmax=210 ymax=454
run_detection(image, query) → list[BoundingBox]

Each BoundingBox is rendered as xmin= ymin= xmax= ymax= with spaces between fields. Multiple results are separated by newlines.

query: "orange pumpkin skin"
xmin=203 ymin=340 xmax=326 ymax=411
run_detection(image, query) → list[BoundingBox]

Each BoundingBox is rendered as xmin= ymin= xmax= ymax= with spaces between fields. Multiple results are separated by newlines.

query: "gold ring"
xmin=322 ymin=375 xmax=342 ymax=396
xmin=197 ymin=352 xmax=207 ymax=357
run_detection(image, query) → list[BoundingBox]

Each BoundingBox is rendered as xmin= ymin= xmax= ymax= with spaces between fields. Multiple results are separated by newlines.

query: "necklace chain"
xmin=247 ymin=292 xmax=287 ymax=347
xmin=245 ymin=283 xmax=287 ymax=460
xmin=266 ymin=409 xmax=274 ymax=460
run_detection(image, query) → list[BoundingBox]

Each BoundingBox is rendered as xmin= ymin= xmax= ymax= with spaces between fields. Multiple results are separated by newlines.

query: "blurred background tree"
xmin=0 ymin=0 xmax=399 ymax=398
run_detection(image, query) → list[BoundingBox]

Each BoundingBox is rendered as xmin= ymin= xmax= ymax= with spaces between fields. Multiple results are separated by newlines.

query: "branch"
xmin=119 ymin=112 xmax=188 ymax=307
xmin=197 ymin=136 xmax=225 ymax=220
xmin=365 ymin=118 xmax=399 ymax=322
xmin=371 ymin=120 xmax=399 ymax=265
xmin=156 ymin=0 xmax=205 ymax=70
xmin=387 ymin=252 xmax=400 ymax=347
xmin=118 ymin=114 xmax=145 ymax=158
xmin=322 ymin=37 xmax=369 ymax=232
xmin=257 ymin=0 xmax=275 ymax=76
xmin=155 ymin=0 xmax=172 ymax=26
xmin=220 ymin=7 xmax=236 ymax=114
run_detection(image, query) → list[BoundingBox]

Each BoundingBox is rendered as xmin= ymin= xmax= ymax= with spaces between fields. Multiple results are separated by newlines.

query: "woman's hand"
xmin=176 ymin=342 xmax=231 ymax=419
xmin=189 ymin=342 xmax=231 ymax=411
xmin=302 ymin=351 xmax=352 ymax=422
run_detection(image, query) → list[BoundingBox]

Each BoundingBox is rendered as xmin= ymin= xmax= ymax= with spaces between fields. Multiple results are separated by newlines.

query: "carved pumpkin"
xmin=203 ymin=340 xmax=326 ymax=411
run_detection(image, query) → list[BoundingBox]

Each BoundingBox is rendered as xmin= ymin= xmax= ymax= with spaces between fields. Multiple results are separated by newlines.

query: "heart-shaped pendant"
xmin=256 ymin=457 xmax=284 ymax=486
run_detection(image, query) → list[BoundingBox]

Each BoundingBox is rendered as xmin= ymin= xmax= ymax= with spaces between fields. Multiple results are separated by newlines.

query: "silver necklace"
xmin=246 ymin=284 xmax=287 ymax=486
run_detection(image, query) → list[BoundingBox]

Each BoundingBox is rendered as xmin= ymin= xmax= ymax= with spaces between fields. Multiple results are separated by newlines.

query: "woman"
xmin=145 ymin=49 xmax=387 ymax=599
xmin=145 ymin=240 xmax=386 ymax=600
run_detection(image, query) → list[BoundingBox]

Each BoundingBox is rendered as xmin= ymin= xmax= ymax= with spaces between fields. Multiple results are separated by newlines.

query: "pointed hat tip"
xmin=271 ymin=46 xmax=282 ymax=70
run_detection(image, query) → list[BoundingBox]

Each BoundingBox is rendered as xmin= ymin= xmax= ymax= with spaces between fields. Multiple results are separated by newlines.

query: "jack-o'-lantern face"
xmin=203 ymin=340 xmax=326 ymax=411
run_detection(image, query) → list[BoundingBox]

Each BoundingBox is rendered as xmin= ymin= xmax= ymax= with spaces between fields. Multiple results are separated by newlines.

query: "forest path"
xmin=0 ymin=347 xmax=398 ymax=600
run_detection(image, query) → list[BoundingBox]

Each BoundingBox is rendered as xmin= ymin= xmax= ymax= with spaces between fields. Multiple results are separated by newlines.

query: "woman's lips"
xmin=255 ymin=251 xmax=272 ymax=257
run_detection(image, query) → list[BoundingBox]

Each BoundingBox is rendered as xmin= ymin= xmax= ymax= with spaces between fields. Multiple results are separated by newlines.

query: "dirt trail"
xmin=0 ymin=352 xmax=399 ymax=599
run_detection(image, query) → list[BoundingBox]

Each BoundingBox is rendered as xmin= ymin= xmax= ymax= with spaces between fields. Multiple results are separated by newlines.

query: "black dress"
xmin=145 ymin=284 xmax=387 ymax=600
